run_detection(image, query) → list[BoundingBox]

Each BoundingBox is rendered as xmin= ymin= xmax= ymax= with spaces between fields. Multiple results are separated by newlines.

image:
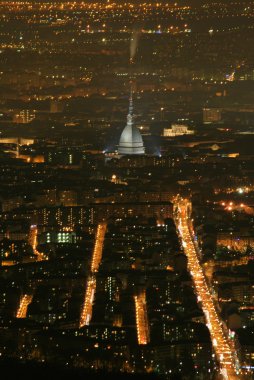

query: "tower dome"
xmin=118 ymin=94 xmax=145 ymax=155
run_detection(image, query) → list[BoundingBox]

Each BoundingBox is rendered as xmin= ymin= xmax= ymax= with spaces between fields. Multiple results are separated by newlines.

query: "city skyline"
xmin=0 ymin=1 xmax=254 ymax=380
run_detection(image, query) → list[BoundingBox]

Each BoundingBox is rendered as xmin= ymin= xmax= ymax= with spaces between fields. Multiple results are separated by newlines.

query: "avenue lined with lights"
xmin=16 ymin=294 xmax=33 ymax=319
xmin=80 ymin=223 xmax=107 ymax=328
xmin=175 ymin=198 xmax=240 ymax=380
xmin=134 ymin=291 xmax=150 ymax=345
xmin=29 ymin=225 xmax=45 ymax=261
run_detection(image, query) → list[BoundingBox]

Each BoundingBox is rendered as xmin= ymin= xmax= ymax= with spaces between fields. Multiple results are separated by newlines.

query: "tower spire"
xmin=127 ymin=82 xmax=134 ymax=126
xmin=128 ymin=80 xmax=134 ymax=115
xmin=117 ymin=53 xmax=144 ymax=155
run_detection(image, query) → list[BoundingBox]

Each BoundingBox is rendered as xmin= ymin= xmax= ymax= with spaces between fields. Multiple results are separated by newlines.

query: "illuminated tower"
xmin=118 ymin=92 xmax=145 ymax=155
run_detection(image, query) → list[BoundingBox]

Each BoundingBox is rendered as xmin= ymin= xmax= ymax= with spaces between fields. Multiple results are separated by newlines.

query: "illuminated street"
xmin=80 ymin=223 xmax=107 ymax=327
xmin=16 ymin=294 xmax=33 ymax=318
xmin=91 ymin=223 xmax=107 ymax=272
xmin=134 ymin=291 xmax=150 ymax=345
xmin=80 ymin=276 xmax=96 ymax=327
xmin=29 ymin=225 xmax=44 ymax=261
xmin=175 ymin=199 xmax=240 ymax=380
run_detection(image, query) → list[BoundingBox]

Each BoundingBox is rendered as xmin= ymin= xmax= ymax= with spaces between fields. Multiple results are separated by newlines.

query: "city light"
xmin=0 ymin=1 xmax=253 ymax=377
xmin=134 ymin=291 xmax=150 ymax=345
xmin=80 ymin=223 xmax=107 ymax=327
xmin=16 ymin=294 xmax=33 ymax=318
xmin=176 ymin=198 xmax=240 ymax=380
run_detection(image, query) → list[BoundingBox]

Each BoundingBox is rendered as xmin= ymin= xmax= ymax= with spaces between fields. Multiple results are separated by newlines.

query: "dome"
xmin=118 ymin=123 xmax=145 ymax=155
xmin=118 ymin=95 xmax=145 ymax=155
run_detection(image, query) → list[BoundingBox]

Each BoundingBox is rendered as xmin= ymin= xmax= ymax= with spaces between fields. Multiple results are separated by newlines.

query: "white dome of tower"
xmin=118 ymin=93 xmax=145 ymax=155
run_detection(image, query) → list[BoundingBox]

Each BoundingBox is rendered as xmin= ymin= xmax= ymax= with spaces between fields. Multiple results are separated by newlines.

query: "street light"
xmin=160 ymin=107 xmax=164 ymax=121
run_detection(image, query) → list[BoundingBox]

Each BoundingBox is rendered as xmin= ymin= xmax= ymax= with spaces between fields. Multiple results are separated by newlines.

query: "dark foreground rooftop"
xmin=0 ymin=358 xmax=186 ymax=380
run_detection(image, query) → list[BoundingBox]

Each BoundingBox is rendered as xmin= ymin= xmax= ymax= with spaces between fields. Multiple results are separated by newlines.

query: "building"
xmin=50 ymin=100 xmax=64 ymax=113
xmin=118 ymin=93 xmax=145 ymax=155
xmin=203 ymin=108 xmax=222 ymax=124
xmin=38 ymin=231 xmax=77 ymax=244
xmin=91 ymin=201 xmax=173 ymax=223
xmin=33 ymin=206 xmax=92 ymax=227
xmin=163 ymin=124 xmax=194 ymax=137
xmin=108 ymin=155 xmax=178 ymax=168
xmin=1 ymin=196 xmax=23 ymax=212
xmin=217 ymin=232 xmax=254 ymax=252
xmin=13 ymin=109 xmax=36 ymax=124
xmin=59 ymin=190 xmax=77 ymax=206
